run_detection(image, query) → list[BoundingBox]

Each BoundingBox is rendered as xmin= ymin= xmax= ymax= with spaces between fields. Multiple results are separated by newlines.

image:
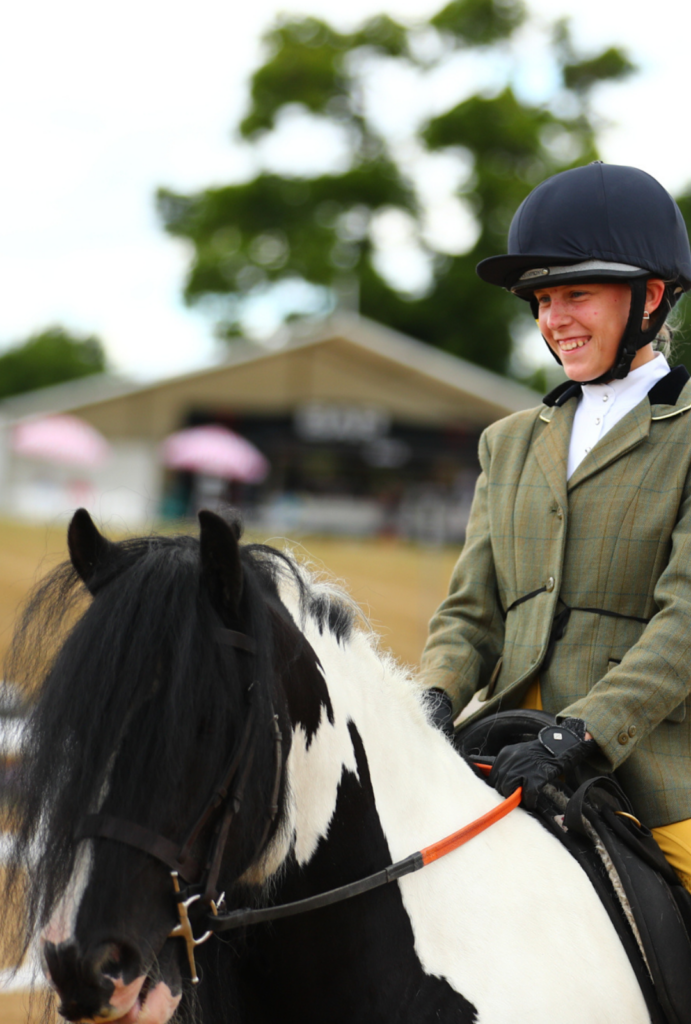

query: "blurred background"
xmin=1 ymin=0 xmax=690 ymax=1012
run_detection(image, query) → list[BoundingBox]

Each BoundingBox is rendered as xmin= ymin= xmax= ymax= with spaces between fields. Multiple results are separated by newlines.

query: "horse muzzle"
xmin=42 ymin=938 xmax=179 ymax=1024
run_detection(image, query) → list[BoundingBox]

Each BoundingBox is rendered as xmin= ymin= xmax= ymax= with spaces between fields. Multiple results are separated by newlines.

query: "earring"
xmin=643 ymin=311 xmax=650 ymax=321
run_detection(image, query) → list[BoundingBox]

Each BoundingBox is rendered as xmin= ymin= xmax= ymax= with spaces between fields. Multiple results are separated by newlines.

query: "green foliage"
xmin=157 ymin=4 xmax=636 ymax=376
xmin=430 ymin=0 xmax=526 ymax=46
xmin=550 ymin=22 xmax=636 ymax=98
xmin=160 ymin=161 xmax=410 ymax=302
xmin=240 ymin=12 xmax=418 ymax=137
xmin=668 ymin=191 xmax=691 ymax=369
xmin=562 ymin=48 xmax=637 ymax=94
xmin=0 ymin=326 xmax=106 ymax=402
xmin=240 ymin=20 xmax=351 ymax=137
xmin=352 ymin=14 xmax=411 ymax=55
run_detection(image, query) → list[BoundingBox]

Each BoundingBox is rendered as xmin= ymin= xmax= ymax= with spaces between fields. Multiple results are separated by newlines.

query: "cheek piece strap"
xmin=531 ymin=278 xmax=675 ymax=384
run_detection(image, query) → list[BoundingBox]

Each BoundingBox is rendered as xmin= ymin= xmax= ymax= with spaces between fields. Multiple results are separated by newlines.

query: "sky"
xmin=1 ymin=0 xmax=690 ymax=381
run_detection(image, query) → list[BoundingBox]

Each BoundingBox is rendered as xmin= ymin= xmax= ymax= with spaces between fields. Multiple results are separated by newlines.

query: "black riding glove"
xmin=489 ymin=718 xmax=596 ymax=809
xmin=422 ymin=687 xmax=455 ymax=737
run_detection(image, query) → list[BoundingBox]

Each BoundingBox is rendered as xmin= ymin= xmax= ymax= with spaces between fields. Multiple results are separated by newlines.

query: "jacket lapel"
xmin=567 ymin=396 xmax=651 ymax=491
xmin=535 ymin=367 xmax=689 ymax=498
xmin=533 ymin=400 xmax=575 ymax=509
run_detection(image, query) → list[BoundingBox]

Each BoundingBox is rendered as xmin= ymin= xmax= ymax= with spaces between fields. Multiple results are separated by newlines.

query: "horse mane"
xmin=2 ymin=516 xmax=358 ymax=967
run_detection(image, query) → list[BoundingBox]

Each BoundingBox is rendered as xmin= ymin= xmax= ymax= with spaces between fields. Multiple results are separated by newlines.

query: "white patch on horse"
xmin=41 ymin=750 xmax=118 ymax=947
xmin=268 ymin=570 xmax=649 ymax=1024
xmin=287 ymin=703 xmax=359 ymax=866
xmin=41 ymin=842 xmax=93 ymax=948
xmin=245 ymin=708 xmax=358 ymax=885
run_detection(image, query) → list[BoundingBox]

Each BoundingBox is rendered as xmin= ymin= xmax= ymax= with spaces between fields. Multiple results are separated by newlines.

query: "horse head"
xmin=5 ymin=509 xmax=331 ymax=1024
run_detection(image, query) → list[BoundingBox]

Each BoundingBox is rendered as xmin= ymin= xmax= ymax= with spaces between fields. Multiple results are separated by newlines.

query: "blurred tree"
xmin=157 ymin=1 xmax=635 ymax=376
xmin=669 ymin=192 xmax=691 ymax=369
xmin=0 ymin=326 xmax=107 ymax=401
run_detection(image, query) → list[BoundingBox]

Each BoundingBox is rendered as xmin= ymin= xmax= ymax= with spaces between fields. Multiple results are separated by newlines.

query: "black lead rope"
xmin=505 ymin=591 xmax=650 ymax=671
xmin=210 ymin=854 xmax=424 ymax=932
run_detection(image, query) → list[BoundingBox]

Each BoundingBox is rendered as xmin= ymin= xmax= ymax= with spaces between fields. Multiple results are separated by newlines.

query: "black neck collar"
xmin=648 ymin=365 xmax=690 ymax=405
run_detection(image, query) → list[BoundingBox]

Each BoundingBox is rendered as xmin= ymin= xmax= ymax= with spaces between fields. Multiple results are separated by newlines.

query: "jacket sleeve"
xmin=419 ymin=430 xmax=505 ymax=718
xmin=560 ymin=465 xmax=691 ymax=771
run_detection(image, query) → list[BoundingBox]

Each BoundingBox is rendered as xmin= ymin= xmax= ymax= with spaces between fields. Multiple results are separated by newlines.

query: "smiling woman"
xmin=421 ymin=162 xmax=691 ymax=897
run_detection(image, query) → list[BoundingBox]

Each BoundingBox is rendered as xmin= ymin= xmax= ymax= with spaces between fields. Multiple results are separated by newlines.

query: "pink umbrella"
xmin=12 ymin=414 xmax=111 ymax=467
xmin=160 ymin=425 xmax=269 ymax=483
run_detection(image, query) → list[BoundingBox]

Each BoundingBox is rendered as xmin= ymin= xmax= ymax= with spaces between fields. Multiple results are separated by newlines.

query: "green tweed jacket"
xmin=421 ymin=366 xmax=691 ymax=827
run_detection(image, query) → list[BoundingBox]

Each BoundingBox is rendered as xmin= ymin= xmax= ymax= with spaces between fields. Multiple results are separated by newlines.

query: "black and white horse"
xmin=4 ymin=509 xmax=648 ymax=1023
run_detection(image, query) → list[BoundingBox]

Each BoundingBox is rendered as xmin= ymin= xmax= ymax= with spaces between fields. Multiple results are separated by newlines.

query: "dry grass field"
xmin=0 ymin=516 xmax=460 ymax=1021
xmin=0 ymin=517 xmax=459 ymax=669
xmin=0 ymin=990 xmax=49 ymax=1024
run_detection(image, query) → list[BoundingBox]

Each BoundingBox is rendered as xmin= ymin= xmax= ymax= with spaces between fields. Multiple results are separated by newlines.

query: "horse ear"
xmin=68 ymin=508 xmax=115 ymax=592
xmin=198 ymin=510 xmax=243 ymax=622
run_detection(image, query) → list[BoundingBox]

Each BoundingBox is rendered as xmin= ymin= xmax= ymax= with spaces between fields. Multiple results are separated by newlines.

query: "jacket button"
xmin=618 ymin=732 xmax=629 ymax=745
xmin=628 ymin=725 xmax=637 ymax=738
xmin=556 ymin=508 xmax=563 ymax=520
xmin=545 ymin=576 xmax=555 ymax=592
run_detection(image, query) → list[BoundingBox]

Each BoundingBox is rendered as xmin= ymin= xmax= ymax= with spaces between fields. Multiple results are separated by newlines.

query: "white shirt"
xmin=567 ymin=353 xmax=670 ymax=480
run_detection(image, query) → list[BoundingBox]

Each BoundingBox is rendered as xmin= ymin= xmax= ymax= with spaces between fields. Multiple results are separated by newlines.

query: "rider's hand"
xmin=489 ymin=718 xmax=596 ymax=809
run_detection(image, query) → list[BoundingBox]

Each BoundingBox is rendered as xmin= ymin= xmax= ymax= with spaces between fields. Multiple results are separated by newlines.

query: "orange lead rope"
xmin=421 ymin=767 xmax=522 ymax=865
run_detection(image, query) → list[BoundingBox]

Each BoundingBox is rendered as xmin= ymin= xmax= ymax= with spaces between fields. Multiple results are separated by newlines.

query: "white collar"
xmin=580 ymin=353 xmax=670 ymax=405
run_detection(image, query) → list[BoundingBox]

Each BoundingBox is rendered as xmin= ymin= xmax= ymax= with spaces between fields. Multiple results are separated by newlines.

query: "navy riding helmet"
xmin=476 ymin=162 xmax=691 ymax=381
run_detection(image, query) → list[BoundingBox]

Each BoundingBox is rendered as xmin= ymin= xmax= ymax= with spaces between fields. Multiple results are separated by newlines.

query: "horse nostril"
xmin=101 ymin=954 xmax=120 ymax=976
xmin=43 ymin=938 xmax=117 ymax=1020
xmin=99 ymin=940 xmax=141 ymax=982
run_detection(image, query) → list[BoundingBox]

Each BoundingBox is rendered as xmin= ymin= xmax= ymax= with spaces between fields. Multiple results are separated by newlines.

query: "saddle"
xmin=456 ymin=710 xmax=691 ymax=1024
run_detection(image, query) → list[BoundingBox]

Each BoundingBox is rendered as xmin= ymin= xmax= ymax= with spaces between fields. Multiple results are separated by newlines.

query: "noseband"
xmin=77 ymin=625 xmax=284 ymax=984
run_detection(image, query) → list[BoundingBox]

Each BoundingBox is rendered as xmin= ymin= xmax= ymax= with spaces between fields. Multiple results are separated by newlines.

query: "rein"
xmin=209 ymin=764 xmax=521 ymax=933
xmin=77 ymin=625 xmax=522 ymax=985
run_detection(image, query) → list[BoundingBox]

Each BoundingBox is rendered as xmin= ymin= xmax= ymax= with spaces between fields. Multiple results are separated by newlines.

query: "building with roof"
xmin=0 ymin=315 xmax=541 ymax=539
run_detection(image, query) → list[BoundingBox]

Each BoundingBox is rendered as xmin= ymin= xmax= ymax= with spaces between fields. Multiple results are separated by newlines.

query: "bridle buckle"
xmin=168 ymin=872 xmax=216 ymax=985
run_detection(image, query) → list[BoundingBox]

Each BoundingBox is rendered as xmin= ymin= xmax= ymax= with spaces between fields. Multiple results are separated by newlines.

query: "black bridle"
xmin=78 ymin=625 xmax=284 ymax=983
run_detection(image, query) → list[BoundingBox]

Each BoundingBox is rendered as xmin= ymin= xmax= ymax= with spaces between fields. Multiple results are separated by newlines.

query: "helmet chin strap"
xmin=588 ymin=278 xmax=651 ymax=384
xmin=532 ymin=279 xmax=670 ymax=385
